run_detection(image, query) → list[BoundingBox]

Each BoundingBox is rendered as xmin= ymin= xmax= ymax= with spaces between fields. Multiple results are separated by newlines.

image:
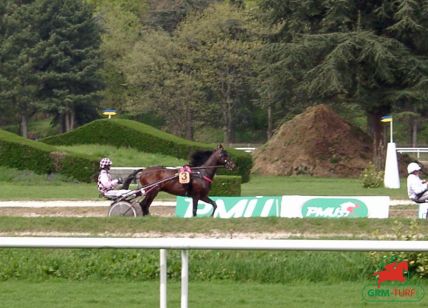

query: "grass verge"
xmin=0 ymin=216 xmax=426 ymax=238
xmin=0 ymin=280 xmax=426 ymax=307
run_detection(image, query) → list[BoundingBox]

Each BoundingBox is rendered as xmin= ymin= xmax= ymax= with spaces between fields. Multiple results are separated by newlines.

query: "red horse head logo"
xmin=373 ymin=260 xmax=408 ymax=288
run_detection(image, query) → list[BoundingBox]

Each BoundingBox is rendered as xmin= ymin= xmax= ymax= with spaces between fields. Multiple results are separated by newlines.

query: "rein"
xmin=189 ymin=165 xmax=226 ymax=170
xmin=137 ymin=165 xmax=225 ymax=176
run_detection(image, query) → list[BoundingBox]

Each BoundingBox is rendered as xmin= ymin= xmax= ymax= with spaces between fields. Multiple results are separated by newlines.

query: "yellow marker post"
xmin=380 ymin=115 xmax=393 ymax=143
xmin=103 ymin=109 xmax=117 ymax=119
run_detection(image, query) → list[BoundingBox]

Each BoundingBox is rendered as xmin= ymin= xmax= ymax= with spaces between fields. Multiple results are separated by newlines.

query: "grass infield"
xmin=0 ymin=174 xmax=409 ymax=200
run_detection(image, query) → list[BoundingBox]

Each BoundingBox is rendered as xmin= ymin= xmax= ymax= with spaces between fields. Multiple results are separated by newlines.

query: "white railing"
xmin=396 ymin=147 xmax=428 ymax=159
xmin=234 ymin=147 xmax=256 ymax=153
xmin=1 ymin=237 xmax=428 ymax=308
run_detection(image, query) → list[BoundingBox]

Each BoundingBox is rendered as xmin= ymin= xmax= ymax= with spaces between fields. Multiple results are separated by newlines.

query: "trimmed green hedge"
xmin=41 ymin=119 xmax=252 ymax=182
xmin=211 ymin=175 xmax=241 ymax=196
xmin=0 ymin=129 xmax=98 ymax=182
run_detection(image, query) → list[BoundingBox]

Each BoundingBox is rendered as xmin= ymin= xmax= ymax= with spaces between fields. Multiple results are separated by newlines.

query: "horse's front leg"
xmin=201 ymin=196 xmax=217 ymax=217
xmin=192 ymin=197 xmax=199 ymax=217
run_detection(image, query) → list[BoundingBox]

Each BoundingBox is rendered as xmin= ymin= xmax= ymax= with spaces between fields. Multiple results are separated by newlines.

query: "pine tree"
xmin=0 ymin=1 xmax=40 ymax=137
xmin=0 ymin=0 xmax=104 ymax=134
xmin=34 ymin=0 xmax=104 ymax=132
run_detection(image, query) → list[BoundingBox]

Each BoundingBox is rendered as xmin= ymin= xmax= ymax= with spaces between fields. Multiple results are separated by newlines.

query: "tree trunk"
xmin=222 ymin=107 xmax=229 ymax=144
xmin=223 ymin=100 xmax=232 ymax=145
xmin=60 ymin=114 xmax=66 ymax=133
xmin=226 ymin=97 xmax=233 ymax=144
xmin=223 ymin=79 xmax=232 ymax=145
xmin=64 ymin=112 xmax=70 ymax=132
xmin=267 ymin=105 xmax=273 ymax=139
xmin=70 ymin=109 xmax=75 ymax=130
xmin=185 ymin=105 xmax=194 ymax=140
xmin=411 ymin=118 xmax=418 ymax=147
xmin=367 ymin=111 xmax=386 ymax=169
xmin=63 ymin=110 xmax=75 ymax=132
xmin=20 ymin=114 xmax=28 ymax=138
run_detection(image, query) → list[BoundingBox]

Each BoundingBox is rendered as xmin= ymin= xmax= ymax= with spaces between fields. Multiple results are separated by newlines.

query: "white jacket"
xmin=97 ymin=170 xmax=119 ymax=194
xmin=407 ymin=174 xmax=428 ymax=199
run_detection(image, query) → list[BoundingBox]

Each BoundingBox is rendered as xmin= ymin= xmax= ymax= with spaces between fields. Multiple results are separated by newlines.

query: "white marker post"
xmin=382 ymin=115 xmax=400 ymax=189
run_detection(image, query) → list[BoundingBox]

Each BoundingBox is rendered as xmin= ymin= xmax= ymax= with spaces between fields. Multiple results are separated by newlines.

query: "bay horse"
xmin=138 ymin=144 xmax=235 ymax=217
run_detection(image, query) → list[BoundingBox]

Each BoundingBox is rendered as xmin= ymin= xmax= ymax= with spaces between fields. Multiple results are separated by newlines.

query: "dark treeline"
xmin=1 ymin=0 xmax=427 ymax=162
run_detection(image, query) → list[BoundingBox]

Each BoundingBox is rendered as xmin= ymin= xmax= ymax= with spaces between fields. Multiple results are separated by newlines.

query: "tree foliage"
xmin=88 ymin=0 xmax=147 ymax=111
xmin=258 ymin=0 xmax=428 ymax=162
xmin=173 ymin=2 xmax=262 ymax=142
xmin=0 ymin=1 xmax=40 ymax=136
xmin=122 ymin=29 xmax=205 ymax=139
xmin=0 ymin=0 xmax=104 ymax=135
xmin=36 ymin=0 xmax=104 ymax=132
xmin=142 ymin=0 xmax=221 ymax=33
xmin=122 ymin=2 xmax=262 ymax=142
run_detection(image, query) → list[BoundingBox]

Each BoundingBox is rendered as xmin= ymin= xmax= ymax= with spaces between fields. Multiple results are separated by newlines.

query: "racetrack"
xmin=0 ymin=201 xmax=175 ymax=217
xmin=0 ymin=200 xmax=418 ymax=218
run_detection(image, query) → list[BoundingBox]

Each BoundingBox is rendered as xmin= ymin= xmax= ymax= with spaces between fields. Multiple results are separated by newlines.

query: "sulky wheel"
xmin=108 ymin=201 xmax=142 ymax=217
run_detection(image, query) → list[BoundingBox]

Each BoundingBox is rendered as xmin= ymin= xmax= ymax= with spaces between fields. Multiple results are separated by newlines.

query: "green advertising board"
xmin=176 ymin=196 xmax=282 ymax=218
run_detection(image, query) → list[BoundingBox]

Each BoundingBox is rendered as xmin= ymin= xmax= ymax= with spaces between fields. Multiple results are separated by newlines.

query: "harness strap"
xmin=203 ymin=176 xmax=213 ymax=183
xmin=141 ymin=175 xmax=179 ymax=194
xmin=190 ymin=165 xmax=225 ymax=170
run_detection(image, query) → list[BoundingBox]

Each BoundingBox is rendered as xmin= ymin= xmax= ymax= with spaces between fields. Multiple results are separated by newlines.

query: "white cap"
xmin=407 ymin=162 xmax=421 ymax=174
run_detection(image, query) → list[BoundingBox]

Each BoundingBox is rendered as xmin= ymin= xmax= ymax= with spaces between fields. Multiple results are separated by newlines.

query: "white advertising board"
xmin=418 ymin=204 xmax=428 ymax=219
xmin=280 ymin=196 xmax=390 ymax=219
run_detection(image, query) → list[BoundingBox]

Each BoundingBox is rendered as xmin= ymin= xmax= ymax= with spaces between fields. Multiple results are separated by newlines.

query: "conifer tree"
xmin=0 ymin=0 xmax=103 ymax=134
xmin=35 ymin=0 xmax=104 ymax=132
xmin=0 ymin=1 xmax=40 ymax=137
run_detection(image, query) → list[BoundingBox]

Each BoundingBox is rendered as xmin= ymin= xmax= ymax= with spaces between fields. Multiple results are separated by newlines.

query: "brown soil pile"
xmin=252 ymin=104 xmax=372 ymax=177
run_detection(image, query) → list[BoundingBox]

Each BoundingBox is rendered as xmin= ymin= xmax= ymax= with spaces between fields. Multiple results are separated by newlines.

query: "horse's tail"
xmin=122 ymin=168 xmax=143 ymax=190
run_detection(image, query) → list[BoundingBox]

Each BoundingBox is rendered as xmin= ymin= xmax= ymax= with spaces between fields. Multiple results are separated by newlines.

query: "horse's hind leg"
xmin=139 ymin=191 xmax=158 ymax=216
xmin=200 ymin=196 xmax=217 ymax=217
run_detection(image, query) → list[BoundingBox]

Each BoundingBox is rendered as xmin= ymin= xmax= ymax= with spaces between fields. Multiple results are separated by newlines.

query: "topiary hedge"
xmin=210 ymin=175 xmax=241 ymax=196
xmin=41 ymin=119 xmax=252 ymax=182
xmin=0 ymin=129 xmax=98 ymax=182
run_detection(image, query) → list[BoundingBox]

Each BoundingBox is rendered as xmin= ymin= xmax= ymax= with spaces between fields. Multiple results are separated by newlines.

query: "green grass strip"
xmin=0 ymin=216 xmax=425 ymax=239
xmin=0 ymin=280 xmax=427 ymax=307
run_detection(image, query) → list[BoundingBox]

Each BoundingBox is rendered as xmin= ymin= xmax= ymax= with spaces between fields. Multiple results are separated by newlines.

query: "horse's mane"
xmin=189 ymin=150 xmax=213 ymax=167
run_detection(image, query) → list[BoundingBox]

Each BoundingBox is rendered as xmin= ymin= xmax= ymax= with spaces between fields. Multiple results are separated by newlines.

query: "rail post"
xmin=160 ymin=249 xmax=167 ymax=308
xmin=181 ymin=250 xmax=189 ymax=308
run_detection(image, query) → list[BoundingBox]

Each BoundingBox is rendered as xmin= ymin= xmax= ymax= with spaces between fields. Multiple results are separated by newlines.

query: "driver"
xmin=98 ymin=158 xmax=142 ymax=199
xmin=407 ymin=162 xmax=428 ymax=203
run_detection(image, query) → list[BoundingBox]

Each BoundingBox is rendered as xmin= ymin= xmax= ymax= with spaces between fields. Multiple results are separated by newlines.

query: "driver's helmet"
xmin=100 ymin=157 xmax=112 ymax=169
xmin=407 ymin=162 xmax=421 ymax=174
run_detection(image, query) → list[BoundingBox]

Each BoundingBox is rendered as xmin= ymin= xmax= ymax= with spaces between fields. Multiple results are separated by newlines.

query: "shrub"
xmin=369 ymin=220 xmax=428 ymax=278
xmin=0 ymin=129 xmax=98 ymax=182
xmin=211 ymin=175 xmax=241 ymax=196
xmin=40 ymin=119 xmax=252 ymax=182
xmin=360 ymin=162 xmax=384 ymax=188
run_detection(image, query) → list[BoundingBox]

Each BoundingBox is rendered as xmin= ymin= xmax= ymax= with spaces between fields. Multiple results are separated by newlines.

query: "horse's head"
xmin=216 ymin=144 xmax=236 ymax=170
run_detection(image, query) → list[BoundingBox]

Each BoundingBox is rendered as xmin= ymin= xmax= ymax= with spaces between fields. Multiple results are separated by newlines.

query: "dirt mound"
xmin=252 ymin=104 xmax=372 ymax=177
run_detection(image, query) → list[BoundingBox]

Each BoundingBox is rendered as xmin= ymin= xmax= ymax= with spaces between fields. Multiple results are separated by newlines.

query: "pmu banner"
xmin=280 ymin=196 xmax=389 ymax=218
xmin=175 ymin=195 xmax=389 ymax=218
xmin=176 ymin=196 xmax=282 ymax=218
